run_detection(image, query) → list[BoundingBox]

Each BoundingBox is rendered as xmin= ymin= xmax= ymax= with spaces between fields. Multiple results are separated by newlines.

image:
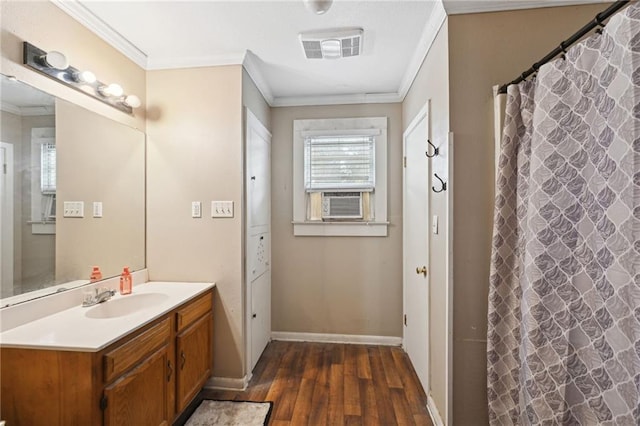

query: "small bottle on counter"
xmin=89 ymin=266 xmax=102 ymax=282
xmin=119 ymin=266 xmax=132 ymax=295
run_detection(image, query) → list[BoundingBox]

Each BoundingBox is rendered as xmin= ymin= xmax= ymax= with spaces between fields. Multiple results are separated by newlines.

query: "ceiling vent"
xmin=299 ymin=28 xmax=363 ymax=59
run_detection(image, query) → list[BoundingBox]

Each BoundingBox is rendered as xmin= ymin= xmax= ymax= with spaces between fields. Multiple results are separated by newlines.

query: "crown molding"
xmin=397 ymin=1 xmax=447 ymax=101
xmin=0 ymin=102 xmax=54 ymax=116
xmin=146 ymin=52 xmax=247 ymax=70
xmin=271 ymin=92 xmax=403 ymax=108
xmin=51 ymin=0 xmax=147 ymax=69
xmin=1 ymin=102 xmax=21 ymax=115
xmin=442 ymin=0 xmax=607 ymax=15
xmin=242 ymin=51 xmax=274 ymax=105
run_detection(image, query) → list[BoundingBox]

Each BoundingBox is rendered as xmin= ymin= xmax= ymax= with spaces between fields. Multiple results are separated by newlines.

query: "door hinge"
xmin=100 ymin=395 xmax=108 ymax=411
xmin=2 ymin=163 xmax=6 ymax=174
xmin=404 ymin=314 xmax=407 ymax=326
xmin=403 ymin=156 xmax=407 ymax=168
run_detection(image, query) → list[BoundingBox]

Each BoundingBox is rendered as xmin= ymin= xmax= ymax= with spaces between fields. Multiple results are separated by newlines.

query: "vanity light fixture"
xmin=23 ymin=42 xmax=140 ymax=114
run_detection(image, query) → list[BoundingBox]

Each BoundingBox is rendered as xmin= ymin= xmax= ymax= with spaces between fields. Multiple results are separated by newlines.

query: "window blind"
xmin=304 ymin=135 xmax=375 ymax=191
xmin=40 ymin=143 xmax=56 ymax=194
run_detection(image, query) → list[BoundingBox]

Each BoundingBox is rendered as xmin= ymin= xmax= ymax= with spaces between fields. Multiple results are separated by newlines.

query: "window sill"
xmin=28 ymin=221 xmax=56 ymax=235
xmin=292 ymin=221 xmax=389 ymax=237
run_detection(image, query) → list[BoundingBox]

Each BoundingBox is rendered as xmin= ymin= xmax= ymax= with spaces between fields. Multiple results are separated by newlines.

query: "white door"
xmin=245 ymin=109 xmax=272 ymax=371
xmin=403 ymin=106 xmax=430 ymax=392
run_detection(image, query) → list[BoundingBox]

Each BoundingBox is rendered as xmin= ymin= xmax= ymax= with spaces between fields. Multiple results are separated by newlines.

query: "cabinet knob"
xmin=252 ymin=313 xmax=257 ymax=318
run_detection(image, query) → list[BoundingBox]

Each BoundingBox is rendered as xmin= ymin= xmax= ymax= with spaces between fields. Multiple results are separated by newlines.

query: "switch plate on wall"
xmin=93 ymin=202 xmax=103 ymax=218
xmin=211 ymin=201 xmax=234 ymax=218
xmin=63 ymin=201 xmax=84 ymax=218
xmin=192 ymin=201 xmax=202 ymax=218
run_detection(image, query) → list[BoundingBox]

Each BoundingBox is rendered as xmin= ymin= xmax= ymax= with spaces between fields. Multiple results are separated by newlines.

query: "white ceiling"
xmin=52 ymin=0 xmax=607 ymax=107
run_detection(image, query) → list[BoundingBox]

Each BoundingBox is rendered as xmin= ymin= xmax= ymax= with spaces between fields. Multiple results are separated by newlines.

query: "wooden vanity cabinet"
xmin=102 ymin=317 xmax=173 ymax=426
xmin=0 ymin=289 xmax=213 ymax=426
xmin=103 ymin=344 xmax=172 ymax=426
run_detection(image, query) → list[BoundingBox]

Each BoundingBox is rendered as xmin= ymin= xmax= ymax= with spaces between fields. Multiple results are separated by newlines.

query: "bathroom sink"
xmin=85 ymin=293 xmax=169 ymax=319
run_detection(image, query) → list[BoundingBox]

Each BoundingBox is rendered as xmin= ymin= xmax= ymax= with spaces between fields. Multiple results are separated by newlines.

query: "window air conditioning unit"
xmin=321 ymin=192 xmax=363 ymax=219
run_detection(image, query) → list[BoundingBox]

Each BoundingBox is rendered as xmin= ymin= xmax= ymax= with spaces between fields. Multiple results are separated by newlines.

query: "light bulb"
xmin=72 ymin=70 xmax=96 ymax=84
xmin=98 ymin=83 xmax=124 ymax=97
xmin=41 ymin=51 xmax=69 ymax=70
xmin=321 ymin=39 xmax=341 ymax=59
xmin=304 ymin=0 xmax=333 ymax=15
xmin=123 ymin=95 xmax=141 ymax=109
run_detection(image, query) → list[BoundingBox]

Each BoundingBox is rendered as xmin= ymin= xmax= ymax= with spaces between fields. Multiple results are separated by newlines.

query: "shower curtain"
xmin=488 ymin=2 xmax=640 ymax=425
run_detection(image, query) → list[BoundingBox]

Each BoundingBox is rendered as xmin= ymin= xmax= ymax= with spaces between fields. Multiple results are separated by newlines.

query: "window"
xmin=304 ymin=134 xmax=375 ymax=192
xmin=293 ymin=117 xmax=388 ymax=236
xmin=30 ymin=127 xmax=56 ymax=234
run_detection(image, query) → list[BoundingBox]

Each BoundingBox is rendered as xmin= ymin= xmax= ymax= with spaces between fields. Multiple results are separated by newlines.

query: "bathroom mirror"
xmin=0 ymin=74 xmax=145 ymax=306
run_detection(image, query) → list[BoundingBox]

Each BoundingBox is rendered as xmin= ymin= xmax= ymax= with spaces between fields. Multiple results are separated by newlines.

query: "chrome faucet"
xmin=82 ymin=287 xmax=116 ymax=307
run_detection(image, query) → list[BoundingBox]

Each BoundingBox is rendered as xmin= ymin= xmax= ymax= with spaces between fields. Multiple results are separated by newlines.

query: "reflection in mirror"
xmin=0 ymin=74 xmax=145 ymax=307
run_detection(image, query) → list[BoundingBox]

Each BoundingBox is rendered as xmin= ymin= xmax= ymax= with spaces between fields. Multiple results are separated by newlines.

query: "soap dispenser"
xmin=119 ymin=267 xmax=132 ymax=295
xmin=89 ymin=266 xmax=102 ymax=282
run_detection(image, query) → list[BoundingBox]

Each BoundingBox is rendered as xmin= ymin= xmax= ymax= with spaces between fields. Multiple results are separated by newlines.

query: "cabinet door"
xmin=176 ymin=313 xmax=212 ymax=412
xmin=104 ymin=345 xmax=171 ymax=426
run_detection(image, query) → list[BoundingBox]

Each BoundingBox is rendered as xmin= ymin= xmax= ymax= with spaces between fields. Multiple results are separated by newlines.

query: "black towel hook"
xmin=559 ymin=41 xmax=568 ymax=60
xmin=432 ymin=173 xmax=447 ymax=193
xmin=425 ymin=139 xmax=439 ymax=158
xmin=594 ymin=13 xmax=606 ymax=34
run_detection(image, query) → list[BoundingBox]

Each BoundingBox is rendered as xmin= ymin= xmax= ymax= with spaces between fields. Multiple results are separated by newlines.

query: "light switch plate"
xmin=63 ymin=201 xmax=84 ymax=218
xmin=211 ymin=201 xmax=234 ymax=218
xmin=192 ymin=201 xmax=202 ymax=218
xmin=93 ymin=202 xmax=103 ymax=218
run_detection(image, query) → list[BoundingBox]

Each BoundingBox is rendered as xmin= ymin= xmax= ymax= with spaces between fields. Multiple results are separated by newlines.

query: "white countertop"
xmin=0 ymin=281 xmax=214 ymax=352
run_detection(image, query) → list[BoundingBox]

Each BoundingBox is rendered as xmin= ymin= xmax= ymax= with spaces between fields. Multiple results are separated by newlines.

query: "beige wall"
xmin=55 ymin=100 xmax=145 ymax=284
xmin=447 ymin=4 xmax=611 ymax=424
xmin=146 ymin=65 xmax=246 ymax=379
xmin=0 ymin=0 xmax=146 ymax=131
xmin=271 ymin=103 xmax=403 ymax=338
xmin=402 ymin=20 xmax=450 ymax=423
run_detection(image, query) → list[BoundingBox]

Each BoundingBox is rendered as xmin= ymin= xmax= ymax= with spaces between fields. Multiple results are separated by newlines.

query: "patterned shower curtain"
xmin=488 ymin=3 xmax=640 ymax=425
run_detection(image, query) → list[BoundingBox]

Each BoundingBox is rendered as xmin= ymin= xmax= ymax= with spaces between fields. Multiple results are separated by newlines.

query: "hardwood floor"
xmin=192 ymin=340 xmax=433 ymax=426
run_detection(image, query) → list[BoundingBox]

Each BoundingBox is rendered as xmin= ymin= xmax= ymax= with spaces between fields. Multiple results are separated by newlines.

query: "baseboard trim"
xmin=427 ymin=394 xmax=445 ymax=426
xmin=204 ymin=374 xmax=251 ymax=391
xmin=271 ymin=331 xmax=402 ymax=346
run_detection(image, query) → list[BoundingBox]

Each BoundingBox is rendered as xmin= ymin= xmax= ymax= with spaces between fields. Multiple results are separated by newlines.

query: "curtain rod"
xmin=497 ymin=0 xmax=631 ymax=94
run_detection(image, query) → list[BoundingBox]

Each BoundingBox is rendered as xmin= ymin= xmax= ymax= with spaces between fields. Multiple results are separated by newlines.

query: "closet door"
xmin=245 ymin=108 xmax=272 ymax=371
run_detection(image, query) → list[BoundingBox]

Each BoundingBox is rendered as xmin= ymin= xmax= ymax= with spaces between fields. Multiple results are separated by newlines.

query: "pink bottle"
xmin=119 ymin=267 xmax=132 ymax=295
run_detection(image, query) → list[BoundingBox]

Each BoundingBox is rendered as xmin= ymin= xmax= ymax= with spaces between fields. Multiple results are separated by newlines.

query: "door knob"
xmin=416 ymin=266 xmax=427 ymax=277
